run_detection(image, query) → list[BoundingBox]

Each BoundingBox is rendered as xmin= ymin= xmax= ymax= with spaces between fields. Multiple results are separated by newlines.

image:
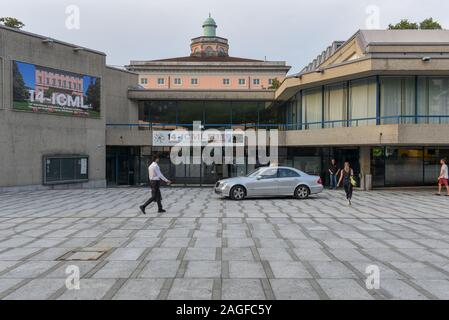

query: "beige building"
xmin=126 ymin=15 xmax=290 ymax=91
xmin=276 ymin=30 xmax=449 ymax=188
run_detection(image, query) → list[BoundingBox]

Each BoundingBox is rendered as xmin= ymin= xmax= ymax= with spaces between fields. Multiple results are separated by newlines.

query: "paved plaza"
xmin=0 ymin=187 xmax=449 ymax=300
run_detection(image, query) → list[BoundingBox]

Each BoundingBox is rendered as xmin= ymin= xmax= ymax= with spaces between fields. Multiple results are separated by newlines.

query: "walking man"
xmin=436 ymin=158 xmax=449 ymax=196
xmin=140 ymin=154 xmax=171 ymax=214
xmin=328 ymin=159 xmax=340 ymax=190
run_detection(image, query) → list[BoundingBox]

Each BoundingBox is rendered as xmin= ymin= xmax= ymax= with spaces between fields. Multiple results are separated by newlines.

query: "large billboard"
xmin=12 ymin=60 xmax=101 ymax=118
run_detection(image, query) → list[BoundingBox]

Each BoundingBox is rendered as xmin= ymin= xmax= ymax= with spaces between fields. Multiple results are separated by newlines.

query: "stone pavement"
xmin=0 ymin=187 xmax=449 ymax=300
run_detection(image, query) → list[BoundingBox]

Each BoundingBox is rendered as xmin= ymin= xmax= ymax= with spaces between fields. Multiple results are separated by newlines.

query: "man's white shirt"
xmin=148 ymin=162 xmax=169 ymax=182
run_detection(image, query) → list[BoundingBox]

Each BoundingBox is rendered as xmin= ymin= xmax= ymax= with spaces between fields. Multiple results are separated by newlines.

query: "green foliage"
xmin=0 ymin=17 xmax=25 ymax=29
xmin=388 ymin=19 xmax=418 ymax=30
xmin=268 ymin=78 xmax=281 ymax=90
xmin=388 ymin=18 xmax=443 ymax=30
xmin=12 ymin=61 xmax=29 ymax=101
xmin=420 ymin=18 xmax=442 ymax=30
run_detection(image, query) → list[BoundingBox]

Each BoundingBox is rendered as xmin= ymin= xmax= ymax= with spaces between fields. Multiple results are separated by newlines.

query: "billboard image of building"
xmin=12 ymin=60 xmax=101 ymax=117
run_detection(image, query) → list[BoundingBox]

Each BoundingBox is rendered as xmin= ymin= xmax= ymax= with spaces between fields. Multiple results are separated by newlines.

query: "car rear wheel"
xmin=294 ymin=185 xmax=310 ymax=199
xmin=230 ymin=185 xmax=246 ymax=200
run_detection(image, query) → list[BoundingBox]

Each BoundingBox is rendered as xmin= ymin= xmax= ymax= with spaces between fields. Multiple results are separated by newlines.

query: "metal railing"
xmin=106 ymin=115 xmax=449 ymax=131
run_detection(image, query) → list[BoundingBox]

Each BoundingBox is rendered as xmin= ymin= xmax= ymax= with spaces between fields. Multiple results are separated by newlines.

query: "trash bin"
xmin=365 ymin=174 xmax=372 ymax=191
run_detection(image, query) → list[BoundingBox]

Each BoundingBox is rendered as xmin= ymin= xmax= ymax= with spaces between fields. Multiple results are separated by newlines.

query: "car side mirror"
xmin=256 ymin=175 xmax=262 ymax=180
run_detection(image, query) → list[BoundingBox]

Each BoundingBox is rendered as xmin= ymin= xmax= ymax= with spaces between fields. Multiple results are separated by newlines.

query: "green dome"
xmin=202 ymin=14 xmax=217 ymax=37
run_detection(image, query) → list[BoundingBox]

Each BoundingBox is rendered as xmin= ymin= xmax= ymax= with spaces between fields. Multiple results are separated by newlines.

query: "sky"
xmin=4 ymin=0 xmax=449 ymax=74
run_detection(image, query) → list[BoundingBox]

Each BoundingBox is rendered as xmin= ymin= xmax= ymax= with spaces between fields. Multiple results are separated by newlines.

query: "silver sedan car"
xmin=214 ymin=166 xmax=323 ymax=200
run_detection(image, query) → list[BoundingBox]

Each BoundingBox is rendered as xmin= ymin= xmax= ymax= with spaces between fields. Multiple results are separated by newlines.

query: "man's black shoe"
xmin=139 ymin=205 xmax=146 ymax=214
xmin=158 ymin=209 xmax=166 ymax=213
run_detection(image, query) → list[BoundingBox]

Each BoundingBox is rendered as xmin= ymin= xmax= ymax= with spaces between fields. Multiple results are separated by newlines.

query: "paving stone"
xmin=1 ymin=188 xmax=448 ymax=300
xmin=113 ymin=279 xmax=165 ymax=300
xmin=106 ymin=248 xmax=146 ymax=261
xmin=184 ymin=247 xmax=216 ymax=261
xmin=184 ymin=261 xmax=221 ymax=278
xmin=309 ymin=261 xmax=358 ymax=279
xmin=269 ymin=261 xmax=311 ymax=278
xmin=412 ymin=279 xmax=449 ymax=299
xmin=222 ymin=248 xmax=254 ymax=261
xmin=222 ymin=279 xmax=265 ymax=300
xmin=3 ymin=279 xmax=64 ymax=300
xmin=167 ymin=279 xmax=213 ymax=300
xmin=270 ymin=279 xmax=320 ymax=300
xmin=145 ymin=248 xmax=182 ymax=260
xmin=317 ymin=279 xmax=374 ymax=300
xmin=139 ymin=260 xmax=180 ymax=278
xmin=380 ymin=279 xmax=428 ymax=300
xmin=228 ymin=261 xmax=266 ymax=278
xmin=57 ymin=279 xmax=116 ymax=300
xmin=258 ymin=248 xmax=292 ymax=261
xmin=93 ymin=261 xmax=140 ymax=278
xmin=2 ymin=261 xmax=59 ymax=278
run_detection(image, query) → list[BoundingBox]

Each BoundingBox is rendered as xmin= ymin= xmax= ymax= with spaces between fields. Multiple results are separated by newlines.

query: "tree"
xmin=420 ymin=18 xmax=442 ymax=30
xmin=85 ymin=79 xmax=101 ymax=112
xmin=0 ymin=17 xmax=25 ymax=29
xmin=12 ymin=61 xmax=29 ymax=101
xmin=388 ymin=19 xmax=418 ymax=30
xmin=388 ymin=18 xmax=443 ymax=30
xmin=268 ymin=78 xmax=281 ymax=90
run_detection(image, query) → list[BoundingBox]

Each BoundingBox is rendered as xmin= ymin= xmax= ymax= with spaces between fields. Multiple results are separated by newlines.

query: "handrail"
xmin=106 ymin=115 xmax=449 ymax=130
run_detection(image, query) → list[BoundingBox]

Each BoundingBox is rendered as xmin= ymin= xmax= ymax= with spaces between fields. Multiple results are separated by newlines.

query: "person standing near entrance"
xmin=337 ymin=161 xmax=355 ymax=205
xmin=328 ymin=159 xmax=340 ymax=190
xmin=140 ymin=154 xmax=171 ymax=214
xmin=436 ymin=158 xmax=449 ymax=196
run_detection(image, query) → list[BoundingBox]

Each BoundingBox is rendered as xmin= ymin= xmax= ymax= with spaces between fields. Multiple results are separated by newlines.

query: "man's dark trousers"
xmin=142 ymin=180 xmax=163 ymax=211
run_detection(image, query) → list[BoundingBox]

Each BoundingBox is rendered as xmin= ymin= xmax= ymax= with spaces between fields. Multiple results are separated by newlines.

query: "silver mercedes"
xmin=214 ymin=166 xmax=323 ymax=200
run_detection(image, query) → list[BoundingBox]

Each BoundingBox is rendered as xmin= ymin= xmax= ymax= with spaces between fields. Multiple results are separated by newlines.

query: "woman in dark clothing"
xmin=337 ymin=161 xmax=354 ymax=205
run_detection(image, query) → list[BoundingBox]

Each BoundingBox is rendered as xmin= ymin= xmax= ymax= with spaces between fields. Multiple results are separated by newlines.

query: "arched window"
xmin=205 ymin=46 xmax=214 ymax=56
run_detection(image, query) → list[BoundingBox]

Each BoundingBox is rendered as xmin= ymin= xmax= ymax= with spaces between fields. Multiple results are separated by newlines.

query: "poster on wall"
xmin=12 ymin=60 xmax=101 ymax=117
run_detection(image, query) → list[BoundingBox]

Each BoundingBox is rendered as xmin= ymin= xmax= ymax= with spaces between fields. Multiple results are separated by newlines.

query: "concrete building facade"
xmin=0 ymin=25 xmax=137 ymax=191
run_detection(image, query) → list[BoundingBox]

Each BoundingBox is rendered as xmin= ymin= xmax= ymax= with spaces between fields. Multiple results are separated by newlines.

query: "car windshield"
xmin=246 ymin=168 xmax=264 ymax=177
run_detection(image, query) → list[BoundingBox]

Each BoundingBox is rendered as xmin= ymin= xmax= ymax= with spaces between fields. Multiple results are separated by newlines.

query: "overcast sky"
xmin=4 ymin=0 xmax=449 ymax=73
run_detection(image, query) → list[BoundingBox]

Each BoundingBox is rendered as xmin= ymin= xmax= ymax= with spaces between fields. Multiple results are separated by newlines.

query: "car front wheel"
xmin=230 ymin=185 xmax=246 ymax=200
xmin=294 ymin=185 xmax=310 ymax=199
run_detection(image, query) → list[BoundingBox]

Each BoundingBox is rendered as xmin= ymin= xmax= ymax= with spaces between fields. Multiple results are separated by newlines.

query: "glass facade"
xmin=371 ymin=147 xmax=449 ymax=187
xmin=283 ymin=75 xmax=449 ymax=129
xmin=138 ymin=100 xmax=277 ymax=130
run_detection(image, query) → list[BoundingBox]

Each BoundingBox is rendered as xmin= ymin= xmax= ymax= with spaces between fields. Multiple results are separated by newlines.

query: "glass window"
xmin=231 ymin=101 xmax=260 ymax=129
xmin=157 ymin=78 xmax=165 ymax=85
xmin=177 ymin=101 xmax=204 ymax=129
xmin=302 ymin=88 xmax=322 ymax=129
xmin=253 ymin=79 xmax=260 ymax=85
xmin=191 ymin=78 xmax=198 ymax=85
xmin=259 ymin=168 xmax=278 ymax=179
xmin=223 ymin=78 xmax=230 ymax=85
xmin=268 ymin=79 xmax=273 ymax=85
xmin=140 ymin=78 xmax=148 ymax=85
xmin=384 ymin=147 xmax=423 ymax=186
xmin=174 ymin=78 xmax=182 ymax=85
xmin=418 ymin=77 xmax=449 ymax=124
xmin=278 ymin=168 xmax=300 ymax=178
xmin=204 ymin=101 xmax=231 ymax=130
xmin=238 ymin=79 xmax=246 ymax=85
xmin=380 ymin=77 xmax=415 ymax=124
xmin=147 ymin=101 xmax=177 ymax=129
xmin=324 ymin=84 xmax=347 ymax=128
xmin=349 ymin=78 xmax=377 ymax=126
